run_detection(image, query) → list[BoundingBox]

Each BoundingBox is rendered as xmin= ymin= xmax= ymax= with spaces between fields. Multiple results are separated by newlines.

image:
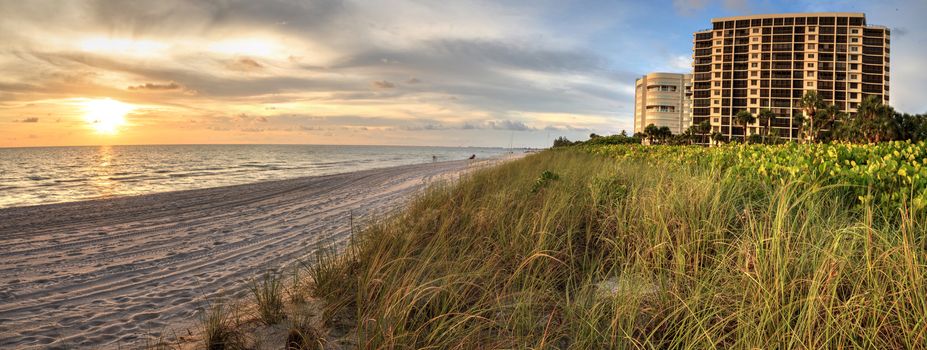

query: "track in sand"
xmin=0 ymin=157 xmax=512 ymax=349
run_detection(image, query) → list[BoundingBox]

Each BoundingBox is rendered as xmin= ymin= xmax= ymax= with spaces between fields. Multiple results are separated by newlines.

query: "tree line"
xmin=554 ymin=91 xmax=927 ymax=147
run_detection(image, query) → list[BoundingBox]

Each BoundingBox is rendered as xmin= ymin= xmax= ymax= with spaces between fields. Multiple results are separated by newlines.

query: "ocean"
xmin=0 ymin=144 xmax=511 ymax=208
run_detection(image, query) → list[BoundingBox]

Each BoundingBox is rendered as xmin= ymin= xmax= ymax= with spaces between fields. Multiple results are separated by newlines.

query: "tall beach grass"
xmin=302 ymin=148 xmax=927 ymax=348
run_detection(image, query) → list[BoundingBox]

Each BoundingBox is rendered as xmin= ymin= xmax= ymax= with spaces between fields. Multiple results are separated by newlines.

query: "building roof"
xmin=711 ymin=12 xmax=865 ymax=23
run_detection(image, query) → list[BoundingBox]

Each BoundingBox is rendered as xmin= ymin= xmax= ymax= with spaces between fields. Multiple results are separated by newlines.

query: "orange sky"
xmin=2 ymin=1 xmax=925 ymax=148
xmin=0 ymin=1 xmax=627 ymax=148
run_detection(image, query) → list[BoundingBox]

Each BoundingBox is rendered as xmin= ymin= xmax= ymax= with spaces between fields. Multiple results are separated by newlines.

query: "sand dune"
xmin=0 ymin=156 xmax=515 ymax=349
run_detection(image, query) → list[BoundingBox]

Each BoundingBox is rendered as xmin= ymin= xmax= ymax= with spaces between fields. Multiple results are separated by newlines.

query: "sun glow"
xmin=208 ymin=38 xmax=280 ymax=57
xmin=82 ymin=98 xmax=135 ymax=134
xmin=79 ymin=38 xmax=167 ymax=56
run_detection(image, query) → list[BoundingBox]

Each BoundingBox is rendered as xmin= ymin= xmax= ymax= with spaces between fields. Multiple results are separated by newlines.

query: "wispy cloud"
xmin=0 ymin=0 xmax=923 ymax=148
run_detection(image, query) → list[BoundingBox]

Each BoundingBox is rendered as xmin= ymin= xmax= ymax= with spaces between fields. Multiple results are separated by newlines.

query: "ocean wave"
xmin=55 ymin=178 xmax=88 ymax=183
xmin=108 ymin=175 xmax=153 ymax=181
xmin=169 ymin=171 xmax=219 ymax=178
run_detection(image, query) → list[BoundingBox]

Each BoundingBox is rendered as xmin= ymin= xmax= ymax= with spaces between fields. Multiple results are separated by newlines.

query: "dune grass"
xmin=301 ymin=148 xmax=927 ymax=349
xmin=199 ymin=302 xmax=246 ymax=350
xmin=249 ymin=271 xmax=286 ymax=326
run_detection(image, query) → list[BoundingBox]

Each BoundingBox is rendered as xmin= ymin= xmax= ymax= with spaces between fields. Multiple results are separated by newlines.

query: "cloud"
xmin=485 ymin=120 xmax=534 ymax=131
xmin=228 ymin=58 xmax=264 ymax=71
xmin=669 ymin=55 xmax=692 ymax=71
xmin=128 ymin=82 xmax=181 ymax=91
xmin=544 ymin=124 xmax=592 ymax=132
xmin=16 ymin=117 xmax=39 ymax=123
xmin=672 ymin=0 xmax=710 ymax=15
xmin=0 ymin=0 xmax=643 ymax=147
xmin=371 ymin=80 xmax=395 ymax=89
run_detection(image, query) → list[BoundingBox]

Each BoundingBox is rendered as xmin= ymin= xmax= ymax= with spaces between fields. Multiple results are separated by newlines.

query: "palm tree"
xmin=657 ymin=126 xmax=672 ymax=144
xmin=734 ymin=110 xmax=756 ymax=143
xmin=697 ymin=120 xmax=711 ymax=144
xmin=799 ymin=91 xmax=826 ymax=143
xmin=643 ymin=124 xmax=658 ymax=145
xmin=856 ymin=96 xmax=895 ymax=143
xmin=757 ymin=109 xmax=775 ymax=144
xmin=710 ymin=132 xmax=725 ymax=145
xmin=793 ymin=113 xmax=806 ymax=142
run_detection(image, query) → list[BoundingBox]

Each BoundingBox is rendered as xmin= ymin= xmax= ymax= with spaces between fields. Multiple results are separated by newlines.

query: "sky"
xmin=0 ymin=0 xmax=925 ymax=148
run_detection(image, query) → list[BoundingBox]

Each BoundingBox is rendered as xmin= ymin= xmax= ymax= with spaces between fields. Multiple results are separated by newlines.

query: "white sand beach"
xmin=0 ymin=156 xmax=517 ymax=348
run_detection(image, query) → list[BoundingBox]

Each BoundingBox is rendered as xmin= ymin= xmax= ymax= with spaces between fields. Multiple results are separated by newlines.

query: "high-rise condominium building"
xmin=691 ymin=13 xmax=890 ymax=139
xmin=633 ymin=72 xmax=693 ymax=135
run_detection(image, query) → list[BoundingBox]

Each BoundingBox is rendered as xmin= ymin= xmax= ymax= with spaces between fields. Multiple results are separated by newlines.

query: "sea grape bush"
xmin=583 ymin=141 xmax=927 ymax=210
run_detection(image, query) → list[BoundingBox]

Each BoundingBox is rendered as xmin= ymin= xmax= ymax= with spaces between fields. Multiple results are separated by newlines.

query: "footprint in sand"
xmin=131 ymin=312 xmax=159 ymax=322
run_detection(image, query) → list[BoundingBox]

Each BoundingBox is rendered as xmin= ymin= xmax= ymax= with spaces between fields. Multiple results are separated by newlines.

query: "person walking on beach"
xmin=468 ymin=154 xmax=476 ymax=160
xmin=432 ymin=155 xmax=437 ymax=163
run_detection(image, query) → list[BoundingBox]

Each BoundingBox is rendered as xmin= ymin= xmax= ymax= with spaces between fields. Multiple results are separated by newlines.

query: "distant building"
xmin=691 ymin=13 xmax=891 ymax=140
xmin=633 ymin=72 xmax=693 ymax=135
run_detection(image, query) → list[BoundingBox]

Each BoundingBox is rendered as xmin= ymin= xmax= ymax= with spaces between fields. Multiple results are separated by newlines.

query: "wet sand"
xmin=0 ymin=156 xmax=517 ymax=348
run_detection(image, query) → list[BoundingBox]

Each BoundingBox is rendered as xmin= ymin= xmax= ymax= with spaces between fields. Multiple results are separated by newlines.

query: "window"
xmin=646 ymin=105 xmax=676 ymax=112
xmin=713 ymin=108 xmax=720 ymax=113
xmin=714 ymin=91 xmax=720 ymax=96
xmin=715 ymin=72 xmax=721 ymax=78
xmin=850 ymin=74 xmax=857 ymax=79
xmin=807 ymin=82 xmax=813 ymax=86
xmin=850 ymin=55 xmax=858 ymax=61
xmin=647 ymin=85 xmax=678 ymax=92
xmin=751 ymin=71 xmax=758 ymax=77
xmin=751 ymin=80 xmax=758 ymax=86
xmin=850 ymin=93 xmax=857 ymax=98
xmin=751 ymin=62 xmax=758 ymax=67
xmin=808 ymin=62 xmax=815 ymax=68
xmin=714 ymin=81 xmax=721 ymax=86
xmin=807 ymin=71 xmax=814 ymax=77
xmin=808 ymin=44 xmax=816 ymax=49
xmin=808 ymin=35 xmax=816 ymax=40
xmin=750 ymin=98 xmax=757 ymax=104
xmin=809 ymin=27 xmax=816 ymax=32
xmin=752 ymin=44 xmax=759 ymax=49
xmin=715 ymin=64 xmax=721 ymax=69
xmin=716 ymin=48 xmax=722 ymax=53
xmin=808 ymin=53 xmax=815 ymax=58
xmin=851 ymin=38 xmax=859 ymax=43
xmin=752 ymin=53 xmax=759 ymax=59
xmin=750 ymin=89 xmax=758 ymax=94
xmin=851 ymin=29 xmax=858 ymax=34
xmin=752 ymin=37 xmax=759 ymax=42
xmin=753 ymin=28 xmax=760 ymax=33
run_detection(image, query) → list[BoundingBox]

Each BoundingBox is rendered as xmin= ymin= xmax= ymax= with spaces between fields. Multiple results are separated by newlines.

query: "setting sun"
xmin=82 ymin=98 xmax=135 ymax=134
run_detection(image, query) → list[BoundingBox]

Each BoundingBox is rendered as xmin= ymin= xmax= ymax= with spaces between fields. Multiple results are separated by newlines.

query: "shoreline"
xmin=0 ymin=154 xmax=521 ymax=348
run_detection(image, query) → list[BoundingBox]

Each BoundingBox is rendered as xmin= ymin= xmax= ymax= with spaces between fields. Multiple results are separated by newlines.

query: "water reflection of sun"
xmin=90 ymin=145 xmax=117 ymax=198
xmin=81 ymin=98 xmax=135 ymax=134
